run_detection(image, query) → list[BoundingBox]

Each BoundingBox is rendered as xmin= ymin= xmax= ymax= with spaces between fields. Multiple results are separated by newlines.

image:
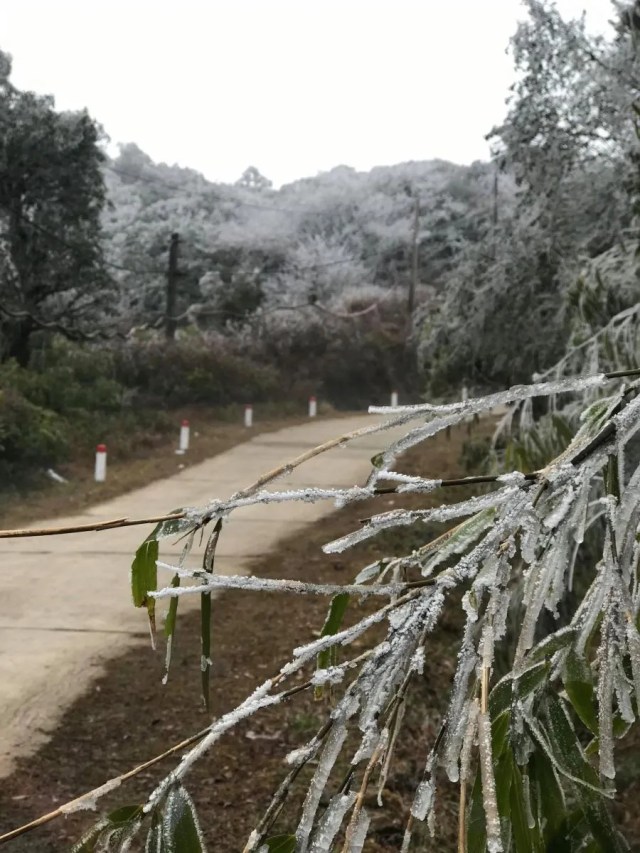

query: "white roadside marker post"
xmin=390 ymin=390 xmax=399 ymax=408
xmin=309 ymin=395 xmax=317 ymax=417
xmin=95 ymin=444 xmax=107 ymax=483
xmin=179 ymin=418 xmax=190 ymax=452
xmin=244 ymin=404 xmax=253 ymax=428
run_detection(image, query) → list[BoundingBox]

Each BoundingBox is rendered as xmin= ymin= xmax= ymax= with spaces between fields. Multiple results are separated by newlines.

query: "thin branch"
xmin=152 ymin=568 xmax=405 ymax=599
xmin=458 ymin=781 xmax=467 ymax=853
xmin=341 ymin=737 xmax=386 ymax=852
xmin=208 ymin=420 xmax=404 ymax=513
xmin=374 ymin=471 xmax=538 ymax=493
xmin=0 ymin=471 xmax=516 ymax=540
xmin=604 ymin=367 xmax=640 ymax=379
xmin=0 ymin=513 xmax=185 ymax=539
xmin=0 ymin=725 xmax=211 ymax=844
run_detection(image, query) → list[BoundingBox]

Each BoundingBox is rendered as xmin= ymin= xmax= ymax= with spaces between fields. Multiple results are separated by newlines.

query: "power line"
xmin=14 ymin=207 xmax=387 ymax=283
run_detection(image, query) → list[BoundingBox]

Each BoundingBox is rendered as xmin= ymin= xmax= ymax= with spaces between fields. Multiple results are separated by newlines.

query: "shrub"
xmin=0 ymin=388 xmax=68 ymax=476
xmin=112 ymin=337 xmax=282 ymax=407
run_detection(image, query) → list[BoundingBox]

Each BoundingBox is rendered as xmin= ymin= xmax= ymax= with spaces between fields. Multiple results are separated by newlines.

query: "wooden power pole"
xmin=165 ymin=232 xmax=180 ymax=340
xmin=408 ymin=196 xmax=419 ymax=316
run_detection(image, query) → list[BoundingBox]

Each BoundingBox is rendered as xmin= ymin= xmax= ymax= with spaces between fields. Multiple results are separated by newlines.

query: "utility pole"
xmin=408 ymin=196 xmax=419 ymax=316
xmin=165 ymin=232 xmax=179 ymax=340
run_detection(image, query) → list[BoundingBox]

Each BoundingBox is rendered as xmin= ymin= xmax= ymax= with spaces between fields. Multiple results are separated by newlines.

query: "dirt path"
xmin=0 ymin=414 xmax=406 ymax=779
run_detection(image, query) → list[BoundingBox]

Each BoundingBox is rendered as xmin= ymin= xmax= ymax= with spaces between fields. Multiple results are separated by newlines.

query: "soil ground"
xmin=1 ymin=419 xmax=639 ymax=852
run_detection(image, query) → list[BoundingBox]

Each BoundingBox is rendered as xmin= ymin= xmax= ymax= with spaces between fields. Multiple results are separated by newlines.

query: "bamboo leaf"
xmin=72 ymin=804 xmax=144 ymax=852
xmin=162 ymin=785 xmax=205 ymax=852
xmin=495 ymin=749 xmax=513 ymax=817
xmin=201 ymin=589 xmax=211 ymax=710
xmin=544 ymin=693 xmax=601 ymax=786
xmin=544 ymin=694 xmax=627 ymax=852
xmin=421 ymin=508 xmax=496 ymax=576
xmin=264 ymin=835 xmax=297 ymax=852
xmin=467 ymin=769 xmax=487 ymax=853
xmin=490 ymin=661 xmax=548 ymax=718
xmin=516 ymin=660 xmax=549 ymax=697
xmin=131 ymin=538 xmax=159 ymax=634
xmin=370 ymin=452 xmax=385 ymax=469
xmin=201 ymin=519 xmax=222 ymax=711
xmin=529 ymin=748 xmax=566 ymax=847
xmin=164 ymin=575 xmax=181 ymax=639
xmin=152 ymin=508 xmax=189 ymax=540
xmin=163 ymin=574 xmax=181 ymax=683
xmin=551 ymin=414 xmax=575 ymax=446
xmin=315 ymin=592 xmax=350 ymax=700
xmin=492 ymin=709 xmax=510 ymax=759
xmin=145 ymin=813 xmax=163 ymax=852
xmin=565 ymin=680 xmax=598 ymax=734
xmin=528 ymin=628 xmax=578 ymax=663
xmin=354 ymin=561 xmax=385 ymax=584
xmin=510 ymin=758 xmax=541 ymax=853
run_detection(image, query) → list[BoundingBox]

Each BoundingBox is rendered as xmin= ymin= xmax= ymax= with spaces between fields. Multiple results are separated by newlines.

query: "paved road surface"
xmin=0 ymin=415 xmax=409 ymax=777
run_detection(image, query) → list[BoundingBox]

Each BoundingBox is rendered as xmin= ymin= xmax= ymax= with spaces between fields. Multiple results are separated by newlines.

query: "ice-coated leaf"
xmin=492 ymin=710 xmax=510 ymax=759
xmin=625 ymin=621 xmax=640 ymax=711
xmin=161 ymin=784 xmax=206 ymax=852
xmin=163 ymin=573 xmax=181 ymax=684
xmin=71 ymin=804 xmax=144 ymax=852
xmin=370 ymin=452 xmax=385 ymax=470
xmin=309 ymin=792 xmax=355 ymax=851
xmin=510 ymin=758 xmax=542 ymax=853
xmin=490 ymin=661 xmax=548 ymax=719
xmin=296 ymin=709 xmax=351 ymax=852
xmin=149 ymin=508 xmax=189 ymax=540
xmin=420 ymin=507 xmax=496 ymax=577
xmin=597 ymin=617 xmax=616 ymax=780
xmin=529 ymin=748 xmax=566 ymax=847
xmin=443 ymin=625 xmax=478 ymax=782
xmin=467 ymin=769 xmax=487 ymax=853
xmin=561 ymin=649 xmax=599 ymax=733
xmin=565 ymin=679 xmax=598 ymax=734
xmin=201 ymin=519 xmax=222 ymax=711
xmin=353 ymin=560 xmax=384 ymax=585
xmin=478 ymin=711 xmax=502 ymax=852
xmin=543 ymin=694 xmax=626 ymax=852
xmin=494 ymin=749 xmax=513 ymax=818
xmin=200 ymin=587 xmax=212 ymax=710
xmin=145 ymin=813 xmax=163 ymax=853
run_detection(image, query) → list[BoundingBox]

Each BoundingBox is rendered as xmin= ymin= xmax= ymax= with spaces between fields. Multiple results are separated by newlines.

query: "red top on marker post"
xmin=96 ymin=444 xmax=107 ymax=453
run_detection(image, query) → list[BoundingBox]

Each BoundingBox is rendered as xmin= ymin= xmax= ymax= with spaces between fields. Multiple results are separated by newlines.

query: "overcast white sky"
xmin=0 ymin=0 xmax=614 ymax=187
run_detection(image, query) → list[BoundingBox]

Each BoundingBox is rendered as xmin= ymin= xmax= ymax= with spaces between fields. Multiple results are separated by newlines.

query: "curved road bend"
xmin=0 ymin=414 xmax=409 ymax=777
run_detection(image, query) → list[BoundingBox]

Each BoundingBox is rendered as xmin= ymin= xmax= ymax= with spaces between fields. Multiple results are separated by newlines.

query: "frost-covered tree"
xmin=236 ymin=166 xmax=273 ymax=191
xmin=0 ymin=49 xmax=113 ymax=365
xmin=421 ymin=1 xmax=640 ymax=396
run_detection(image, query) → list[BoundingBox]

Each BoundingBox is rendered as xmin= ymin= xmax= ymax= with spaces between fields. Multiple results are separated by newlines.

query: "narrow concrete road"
xmin=0 ymin=415 xmax=408 ymax=777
